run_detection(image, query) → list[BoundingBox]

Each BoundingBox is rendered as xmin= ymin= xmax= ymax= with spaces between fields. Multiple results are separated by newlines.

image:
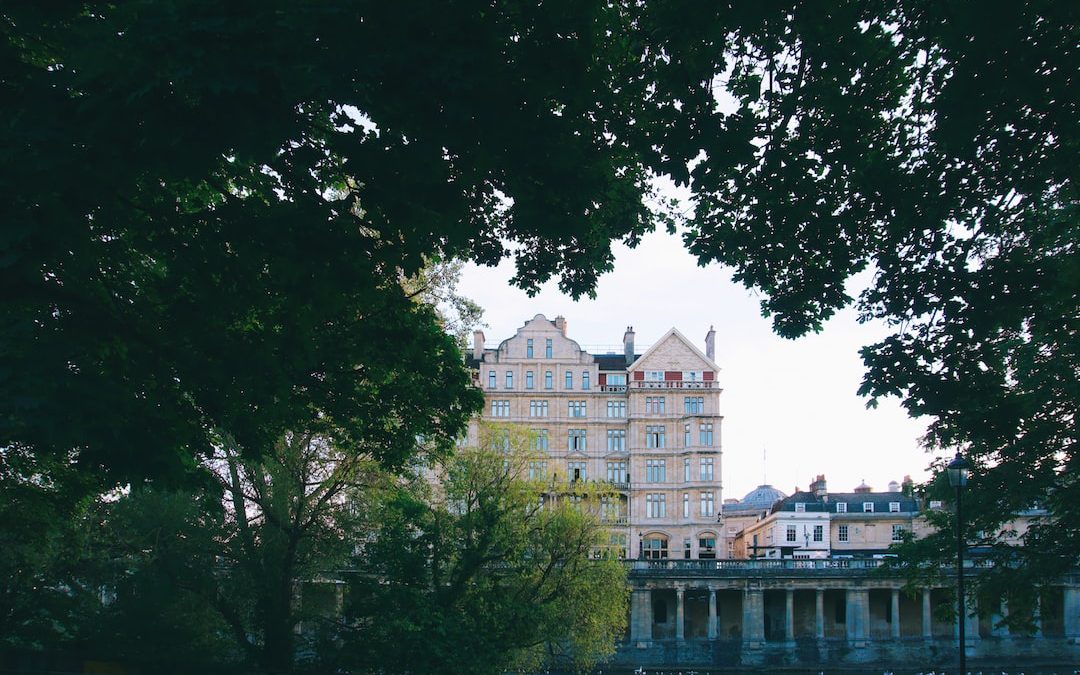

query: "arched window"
xmin=643 ymin=534 xmax=669 ymax=560
xmin=697 ymin=532 xmax=718 ymax=559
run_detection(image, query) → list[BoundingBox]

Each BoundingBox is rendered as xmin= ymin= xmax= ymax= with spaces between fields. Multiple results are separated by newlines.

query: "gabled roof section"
xmin=627 ymin=328 xmax=720 ymax=373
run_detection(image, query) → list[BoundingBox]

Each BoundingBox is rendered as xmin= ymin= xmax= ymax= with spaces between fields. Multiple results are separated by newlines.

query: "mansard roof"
xmin=773 ymin=490 xmax=919 ymax=514
xmin=593 ymin=353 xmax=639 ymax=371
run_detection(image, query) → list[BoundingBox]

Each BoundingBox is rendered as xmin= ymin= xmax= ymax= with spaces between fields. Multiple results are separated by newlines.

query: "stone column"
xmin=675 ymin=587 xmax=685 ymax=641
xmin=815 ymin=588 xmax=825 ymax=639
xmin=964 ymin=595 xmax=981 ymax=644
xmin=785 ymin=589 xmax=795 ymax=642
xmin=846 ymin=588 xmax=869 ymax=643
xmin=891 ymin=588 xmax=901 ymax=639
xmin=922 ymin=589 xmax=933 ymax=639
xmin=708 ymin=588 xmax=718 ymax=640
xmin=954 ymin=593 xmax=980 ymax=643
xmin=1033 ymin=592 xmax=1043 ymax=638
xmin=1063 ymin=587 xmax=1080 ymax=639
xmin=742 ymin=586 xmax=765 ymax=643
xmin=629 ymin=588 xmax=653 ymax=642
xmin=994 ymin=599 xmax=1010 ymax=638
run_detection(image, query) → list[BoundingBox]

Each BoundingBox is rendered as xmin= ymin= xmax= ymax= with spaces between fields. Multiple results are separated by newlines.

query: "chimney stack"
xmin=901 ymin=475 xmax=914 ymax=497
xmin=623 ymin=326 xmax=635 ymax=365
xmin=472 ymin=330 xmax=485 ymax=361
xmin=810 ymin=474 xmax=828 ymax=499
xmin=705 ymin=325 xmax=716 ymax=361
xmin=554 ymin=315 xmax=567 ymax=336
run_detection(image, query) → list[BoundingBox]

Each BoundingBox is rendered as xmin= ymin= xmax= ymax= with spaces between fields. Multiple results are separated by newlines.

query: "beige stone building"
xmin=465 ymin=314 xmax=724 ymax=559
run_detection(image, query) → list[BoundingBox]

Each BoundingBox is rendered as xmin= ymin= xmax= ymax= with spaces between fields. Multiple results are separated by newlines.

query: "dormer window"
xmin=836 ymin=503 xmax=847 ymax=513
xmin=863 ymin=502 xmax=874 ymax=513
xmin=794 ymin=503 xmax=806 ymax=513
xmin=889 ymin=502 xmax=900 ymax=513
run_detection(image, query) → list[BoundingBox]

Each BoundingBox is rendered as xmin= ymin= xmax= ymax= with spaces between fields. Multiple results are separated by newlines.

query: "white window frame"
xmin=606 ymin=461 xmax=627 ymax=484
xmin=836 ymin=502 xmax=847 ymax=513
xmin=863 ymin=502 xmax=874 ymax=513
xmin=700 ymin=491 xmax=715 ymax=517
xmin=889 ymin=501 xmax=901 ymax=513
xmin=699 ymin=422 xmax=713 ymax=446
xmin=699 ymin=457 xmax=714 ymax=481
xmin=645 ymin=459 xmax=666 ymax=483
xmin=606 ymin=400 xmax=626 ymax=418
xmin=646 ymin=493 xmax=666 ymax=518
xmin=528 ymin=460 xmax=547 ymax=480
xmin=646 ymin=425 xmax=666 ymax=449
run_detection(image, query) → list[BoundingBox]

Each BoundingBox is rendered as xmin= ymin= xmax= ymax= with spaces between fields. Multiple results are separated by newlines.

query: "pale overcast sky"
xmin=458 ymin=227 xmax=946 ymax=503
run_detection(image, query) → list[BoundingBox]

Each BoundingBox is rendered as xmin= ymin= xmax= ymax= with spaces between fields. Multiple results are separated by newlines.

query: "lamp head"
xmin=946 ymin=453 xmax=971 ymax=488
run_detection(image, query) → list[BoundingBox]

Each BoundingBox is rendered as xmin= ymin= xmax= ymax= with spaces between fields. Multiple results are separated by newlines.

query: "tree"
xmin=4 ymin=0 xmax=1075 ymax=626
xmin=61 ymin=428 xmax=396 ymax=674
xmin=645 ymin=1 xmax=1078 ymax=604
xmin=1 ymin=0 xmax=659 ymax=487
xmin=344 ymin=424 xmax=628 ymax=675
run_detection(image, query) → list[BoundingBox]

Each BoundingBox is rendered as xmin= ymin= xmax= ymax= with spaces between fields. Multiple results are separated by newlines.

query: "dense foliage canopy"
xmin=2 ymin=0 xmax=1076 ymax=655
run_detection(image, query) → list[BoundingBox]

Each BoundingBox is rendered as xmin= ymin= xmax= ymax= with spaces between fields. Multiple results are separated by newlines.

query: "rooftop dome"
xmin=740 ymin=484 xmax=787 ymax=509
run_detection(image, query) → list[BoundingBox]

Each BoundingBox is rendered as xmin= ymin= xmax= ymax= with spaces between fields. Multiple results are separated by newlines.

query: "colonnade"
xmin=628 ymin=582 xmax=1080 ymax=645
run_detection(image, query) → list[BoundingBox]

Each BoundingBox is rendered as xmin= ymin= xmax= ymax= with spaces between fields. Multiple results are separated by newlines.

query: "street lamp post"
xmin=947 ymin=453 xmax=971 ymax=675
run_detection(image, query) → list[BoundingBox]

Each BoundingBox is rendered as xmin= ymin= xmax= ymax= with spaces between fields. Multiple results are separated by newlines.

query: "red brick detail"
xmin=703 ymin=371 xmax=715 ymax=381
xmin=598 ymin=373 xmax=607 ymax=386
xmin=665 ymin=371 xmax=682 ymax=381
xmin=633 ymin=371 xmax=645 ymax=381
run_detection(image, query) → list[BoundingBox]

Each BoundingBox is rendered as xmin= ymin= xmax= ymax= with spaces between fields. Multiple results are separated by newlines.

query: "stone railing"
xmin=625 ymin=556 xmax=997 ymax=577
xmin=630 ymin=380 xmax=719 ymax=390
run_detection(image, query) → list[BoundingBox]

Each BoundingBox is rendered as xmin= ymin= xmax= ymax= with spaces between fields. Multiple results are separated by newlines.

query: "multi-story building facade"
xmin=732 ymin=475 xmax=920 ymax=560
xmin=465 ymin=314 xmax=723 ymax=559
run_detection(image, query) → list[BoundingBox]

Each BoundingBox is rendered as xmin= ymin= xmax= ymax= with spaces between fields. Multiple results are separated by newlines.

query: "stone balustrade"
xmin=616 ymin=559 xmax=1080 ymax=670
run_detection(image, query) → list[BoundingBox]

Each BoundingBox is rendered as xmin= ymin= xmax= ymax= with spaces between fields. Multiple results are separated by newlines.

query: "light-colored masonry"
xmin=465 ymin=315 xmax=1080 ymax=669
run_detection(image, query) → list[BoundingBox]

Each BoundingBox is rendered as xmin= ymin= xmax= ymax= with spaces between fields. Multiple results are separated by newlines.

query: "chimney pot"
xmin=623 ymin=326 xmax=635 ymax=365
xmin=472 ymin=330 xmax=485 ymax=361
